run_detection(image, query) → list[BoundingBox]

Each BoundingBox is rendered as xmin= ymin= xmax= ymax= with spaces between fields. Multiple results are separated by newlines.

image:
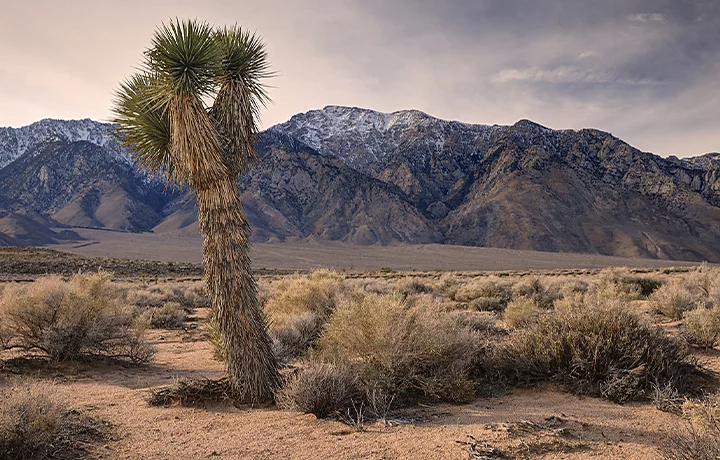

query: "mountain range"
xmin=0 ymin=106 xmax=718 ymax=261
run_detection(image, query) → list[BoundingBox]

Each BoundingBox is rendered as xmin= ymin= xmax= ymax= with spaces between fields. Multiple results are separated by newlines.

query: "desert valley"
xmin=2 ymin=3 xmax=720 ymax=459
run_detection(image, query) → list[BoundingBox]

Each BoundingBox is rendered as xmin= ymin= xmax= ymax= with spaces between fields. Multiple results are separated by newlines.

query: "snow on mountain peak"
xmin=0 ymin=118 xmax=130 ymax=169
xmin=269 ymin=105 xmax=497 ymax=169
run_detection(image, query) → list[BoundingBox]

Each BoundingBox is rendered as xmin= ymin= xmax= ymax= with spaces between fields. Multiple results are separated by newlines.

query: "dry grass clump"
xmin=663 ymin=393 xmax=720 ymax=460
xmin=504 ymin=296 xmax=543 ymax=329
xmin=493 ymin=290 xmax=694 ymax=402
xmin=432 ymin=274 xmax=462 ymax=300
xmin=0 ymin=273 xmax=153 ymax=363
xmin=451 ymin=310 xmax=503 ymax=335
xmin=650 ymin=281 xmax=702 ymax=320
xmin=264 ymin=270 xmax=345 ymax=364
xmin=511 ymin=277 xmax=562 ymax=309
xmin=264 ymin=269 xmax=344 ymax=328
xmin=317 ymin=293 xmax=481 ymax=403
xmin=271 ymin=312 xmax=326 ymax=364
xmin=682 ymin=264 xmax=717 ymax=299
xmin=276 ymin=361 xmax=356 ymax=418
xmin=125 ymin=281 xmax=208 ymax=309
xmin=0 ymin=382 xmax=106 ymax=460
xmin=597 ymin=267 xmax=663 ymax=299
xmin=454 ymin=277 xmax=513 ymax=310
xmin=395 ymin=277 xmax=433 ymax=295
xmin=137 ymin=301 xmax=187 ymax=329
xmin=682 ymin=306 xmax=720 ymax=348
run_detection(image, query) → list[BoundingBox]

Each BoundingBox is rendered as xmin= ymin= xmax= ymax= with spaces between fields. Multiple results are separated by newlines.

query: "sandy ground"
xmin=5 ymin=307 xmax=710 ymax=460
xmin=47 ymin=228 xmax=699 ymax=272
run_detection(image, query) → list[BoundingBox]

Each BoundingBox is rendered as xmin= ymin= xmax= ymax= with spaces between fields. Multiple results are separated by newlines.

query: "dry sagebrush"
xmin=682 ymin=306 xmax=720 ymax=348
xmin=276 ymin=361 xmax=356 ymax=418
xmin=0 ymin=382 xmax=106 ymax=460
xmin=492 ymin=289 xmax=694 ymax=402
xmin=650 ymin=281 xmax=703 ymax=320
xmin=265 ymin=270 xmax=345 ymax=364
xmin=663 ymin=393 xmax=720 ymax=460
xmin=317 ymin=293 xmax=482 ymax=403
xmin=136 ymin=301 xmax=187 ymax=329
xmin=503 ymin=296 xmax=543 ymax=329
xmin=0 ymin=273 xmax=153 ymax=363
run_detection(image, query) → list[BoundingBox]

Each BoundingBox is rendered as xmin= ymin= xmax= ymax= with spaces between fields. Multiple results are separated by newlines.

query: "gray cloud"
xmin=628 ymin=13 xmax=668 ymax=23
xmin=0 ymin=0 xmax=718 ymax=157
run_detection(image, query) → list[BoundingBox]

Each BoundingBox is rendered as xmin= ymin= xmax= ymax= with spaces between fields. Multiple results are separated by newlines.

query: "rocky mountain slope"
xmin=271 ymin=107 xmax=720 ymax=260
xmin=0 ymin=118 xmax=128 ymax=169
xmin=0 ymin=108 xmax=718 ymax=261
xmin=0 ymin=139 xmax=176 ymax=233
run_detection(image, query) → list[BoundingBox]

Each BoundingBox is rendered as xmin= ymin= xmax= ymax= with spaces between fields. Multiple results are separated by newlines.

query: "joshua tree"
xmin=112 ymin=19 xmax=279 ymax=402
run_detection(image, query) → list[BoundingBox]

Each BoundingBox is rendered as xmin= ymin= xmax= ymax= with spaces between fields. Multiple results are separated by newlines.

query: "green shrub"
xmin=317 ymin=293 xmax=480 ymax=403
xmin=276 ymin=361 xmax=356 ymax=418
xmin=0 ymin=273 xmax=153 ymax=363
xmin=493 ymin=292 xmax=694 ymax=402
xmin=682 ymin=306 xmax=720 ymax=348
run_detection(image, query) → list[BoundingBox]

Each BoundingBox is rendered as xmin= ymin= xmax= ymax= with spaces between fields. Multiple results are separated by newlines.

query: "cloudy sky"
xmin=2 ymin=0 xmax=718 ymax=157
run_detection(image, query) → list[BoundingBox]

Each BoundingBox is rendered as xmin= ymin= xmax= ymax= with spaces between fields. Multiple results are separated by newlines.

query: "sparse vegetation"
xmin=503 ymin=296 xmax=543 ymax=328
xmin=262 ymin=270 xmax=345 ymax=364
xmin=682 ymin=306 xmax=720 ymax=348
xmin=125 ymin=282 xmax=208 ymax=309
xmin=454 ymin=277 xmax=513 ymax=309
xmin=2 ymin=263 xmax=716 ymax=457
xmin=0 ymin=382 xmax=106 ymax=460
xmin=597 ymin=267 xmax=663 ymax=299
xmin=271 ymin=312 xmax=326 ymax=364
xmin=264 ymin=270 xmax=343 ymax=327
xmin=511 ymin=277 xmax=562 ymax=308
xmin=317 ymin=293 xmax=481 ymax=403
xmin=650 ymin=281 xmax=701 ymax=320
xmin=663 ymin=393 xmax=720 ymax=460
xmin=492 ymin=290 xmax=694 ymax=402
xmin=0 ymin=273 xmax=153 ymax=363
xmin=276 ymin=361 xmax=356 ymax=418
xmin=137 ymin=301 xmax=187 ymax=329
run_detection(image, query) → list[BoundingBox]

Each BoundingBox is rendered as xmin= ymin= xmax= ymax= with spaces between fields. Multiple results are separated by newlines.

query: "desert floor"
xmin=3 ymin=302 xmax=716 ymax=459
xmin=48 ymin=227 xmax=698 ymax=272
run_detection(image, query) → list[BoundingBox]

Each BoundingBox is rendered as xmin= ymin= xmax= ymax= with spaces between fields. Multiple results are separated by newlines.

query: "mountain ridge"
xmin=0 ymin=106 xmax=718 ymax=261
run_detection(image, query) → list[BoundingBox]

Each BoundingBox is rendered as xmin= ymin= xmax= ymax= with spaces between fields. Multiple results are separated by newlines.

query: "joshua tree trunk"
xmin=196 ymin=178 xmax=280 ymax=403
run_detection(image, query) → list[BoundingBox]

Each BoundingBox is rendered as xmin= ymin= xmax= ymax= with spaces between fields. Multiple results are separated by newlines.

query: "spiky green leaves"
xmin=212 ymin=27 xmax=273 ymax=174
xmin=111 ymin=19 xmax=273 ymax=188
xmin=149 ymin=20 xmax=219 ymax=99
xmin=112 ymin=74 xmax=174 ymax=181
xmin=214 ymin=26 xmax=273 ymax=94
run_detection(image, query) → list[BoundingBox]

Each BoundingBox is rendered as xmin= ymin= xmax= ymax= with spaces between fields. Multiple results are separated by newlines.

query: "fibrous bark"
xmin=196 ymin=178 xmax=280 ymax=403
